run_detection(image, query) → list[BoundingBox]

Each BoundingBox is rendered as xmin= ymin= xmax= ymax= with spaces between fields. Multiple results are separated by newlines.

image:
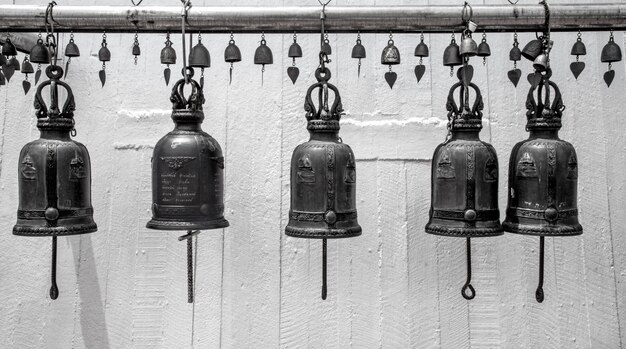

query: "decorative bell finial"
xmin=14 ymin=64 xmax=97 ymax=300
xmin=285 ymin=54 xmax=361 ymax=300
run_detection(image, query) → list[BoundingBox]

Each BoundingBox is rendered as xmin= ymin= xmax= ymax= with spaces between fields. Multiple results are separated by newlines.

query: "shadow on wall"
xmin=70 ymin=235 xmax=111 ymax=349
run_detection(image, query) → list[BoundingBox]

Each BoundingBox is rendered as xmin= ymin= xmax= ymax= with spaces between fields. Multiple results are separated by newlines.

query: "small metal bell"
xmin=533 ymin=53 xmax=549 ymax=71
xmin=601 ymin=36 xmax=622 ymax=63
xmin=443 ymin=37 xmax=462 ymax=74
xmin=477 ymin=35 xmax=491 ymax=62
xmin=571 ymin=39 xmax=586 ymax=56
xmin=459 ymin=34 xmax=478 ymax=57
xmin=381 ymin=39 xmax=400 ymax=65
xmin=288 ymin=42 xmax=303 ymax=59
xmin=64 ymin=40 xmax=80 ymax=58
xmin=98 ymin=45 xmax=111 ymax=62
xmin=414 ymin=38 xmax=429 ymax=58
xmin=8 ymin=56 xmax=20 ymax=71
xmin=224 ymin=36 xmax=242 ymax=85
xmin=351 ymin=34 xmax=366 ymax=77
xmin=254 ymin=35 xmax=273 ymax=84
xmin=30 ymin=38 xmax=51 ymax=64
xmin=510 ymin=45 xmax=522 ymax=62
xmin=160 ymin=41 xmax=177 ymax=65
xmin=132 ymin=42 xmax=141 ymax=57
xmin=189 ymin=40 xmax=211 ymax=68
xmin=2 ymin=38 xmax=17 ymax=57
xmin=21 ymin=57 xmax=34 ymax=74
xmin=522 ymin=39 xmax=543 ymax=61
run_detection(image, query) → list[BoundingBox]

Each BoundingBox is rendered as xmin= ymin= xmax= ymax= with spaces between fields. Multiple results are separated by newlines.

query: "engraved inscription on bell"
xmin=344 ymin=153 xmax=356 ymax=183
xmin=567 ymin=152 xmax=578 ymax=179
xmin=517 ymin=152 xmax=538 ymax=178
xmin=484 ymin=154 xmax=498 ymax=182
xmin=69 ymin=151 xmax=87 ymax=180
xmin=159 ymin=156 xmax=199 ymax=204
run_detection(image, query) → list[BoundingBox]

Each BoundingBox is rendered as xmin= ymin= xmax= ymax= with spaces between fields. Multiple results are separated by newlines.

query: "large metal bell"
xmin=30 ymin=39 xmax=50 ymax=64
xmin=570 ymin=40 xmax=586 ymax=56
xmin=351 ymin=39 xmax=366 ymax=59
xmin=2 ymin=38 xmax=17 ymax=56
xmin=521 ymin=39 xmax=543 ymax=61
xmin=601 ymin=37 xmax=622 ymax=63
xmin=503 ymin=72 xmax=582 ymax=237
xmin=443 ymin=41 xmax=462 ymax=67
xmin=477 ymin=41 xmax=491 ymax=57
xmin=189 ymin=41 xmax=211 ymax=68
xmin=64 ymin=40 xmax=80 ymax=58
xmin=224 ymin=40 xmax=242 ymax=63
xmin=381 ymin=41 xmax=400 ymax=65
xmin=459 ymin=35 xmax=478 ymax=57
xmin=533 ymin=53 xmax=549 ymax=71
xmin=414 ymin=40 xmax=429 ymax=57
xmin=254 ymin=40 xmax=273 ymax=65
xmin=160 ymin=42 xmax=177 ymax=65
xmin=288 ymin=42 xmax=302 ymax=58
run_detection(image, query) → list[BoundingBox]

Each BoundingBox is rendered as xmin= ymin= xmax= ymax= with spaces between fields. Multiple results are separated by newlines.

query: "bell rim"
xmin=425 ymin=222 xmax=503 ymax=237
xmin=502 ymin=221 xmax=582 ymax=236
xmin=146 ymin=217 xmax=229 ymax=231
xmin=13 ymin=222 xmax=97 ymax=237
xmin=285 ymin=226 xmax=362 ymax=239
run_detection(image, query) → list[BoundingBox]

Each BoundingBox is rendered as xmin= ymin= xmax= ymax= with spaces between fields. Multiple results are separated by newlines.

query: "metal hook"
xmin=130 ymin=0 xmax=143 ymax=5
xmin=462 ymin=1 xmax=473 ymax=23
xmin=508 ymin=0 xmax=520 ymax=4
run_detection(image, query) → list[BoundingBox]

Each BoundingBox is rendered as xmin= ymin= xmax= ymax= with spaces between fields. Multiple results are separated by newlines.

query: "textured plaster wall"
xmin=1 ymin=0 xmax=625 ymax=348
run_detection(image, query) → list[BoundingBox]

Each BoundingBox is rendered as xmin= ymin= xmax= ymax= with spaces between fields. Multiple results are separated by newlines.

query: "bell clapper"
xmin=322 ymin=238 xmax=328 ymax=300
xmin=461 ymin=237 xmax=476 ymax=300
xmin=178 ymin=230 xmax=200 ymax=303
xmin=536 ymin=236 xmax=545 ymax=303
xmin=50 ymin=236 xmax=59 ymax=300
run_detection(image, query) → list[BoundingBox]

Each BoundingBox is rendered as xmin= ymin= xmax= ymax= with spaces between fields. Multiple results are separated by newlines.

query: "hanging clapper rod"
xmin=178 ymin=230 xmax=200 ymax=303
xmin=461 ymin=237 xmax=475 ymax=300
xmin=50 ymin=236 xmax=59 ymax=300
xmin=536 ymin=236 xmax=545 ymax=303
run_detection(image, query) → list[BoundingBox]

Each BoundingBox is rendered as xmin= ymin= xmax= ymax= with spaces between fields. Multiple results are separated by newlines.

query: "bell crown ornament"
xmin=525 ymin=69 xmax=564 ymax=130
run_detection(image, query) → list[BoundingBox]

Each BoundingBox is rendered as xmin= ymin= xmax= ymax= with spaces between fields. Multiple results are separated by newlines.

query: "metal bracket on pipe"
xmin=0 ymin=33 xmax=39 ymax=54
xmin=0 ymin=4 xmax=625 ymax=33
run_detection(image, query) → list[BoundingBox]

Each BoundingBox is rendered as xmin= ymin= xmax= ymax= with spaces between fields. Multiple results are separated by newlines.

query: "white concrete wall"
xmin=1 ymin=0 xmax=625 ymax=348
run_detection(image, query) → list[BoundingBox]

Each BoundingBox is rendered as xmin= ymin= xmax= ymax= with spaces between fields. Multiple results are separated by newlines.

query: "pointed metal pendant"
xmin=3 ymin=64 xmax=15 ymax=82
xmin=229 ymin=66 xmax=233 ymax=85
xmin=22 ymin=80 xmax=31 ymax=94
xmin=200 ymin=76 xmax=204 ymax=89
xmin=99 ymin=69 xmax=106 ymax=87
xmin=527 ymin=72 xmax=541 ymax=89
xmin=414 ymin=65 xmax=425 ymax=83
xmin=287 ymin=66 xmax=299 ymax=84
xmin=35 ymin=68 xmax=42 ymax=85
xmin=384 ymin=71 xmax=397 ymax=89
xmin=569 ymin=62 xmax=585 ymax=79
xmin=508 ymin=68 xmax=521 ymax=87
xmin=604 ymin=70 xmax=615 ymax=87
xmin=164 ymin=67 xmax=171 ymax=86
xmin=64 ymin=61 xmax=70 ymax=79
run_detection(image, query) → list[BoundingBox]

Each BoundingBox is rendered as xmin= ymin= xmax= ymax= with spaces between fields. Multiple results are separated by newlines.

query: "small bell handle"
xmin=34 ymin=65 xmax=76 ymax=120
xmin=170 ymin=71 xmax=205 ymax=111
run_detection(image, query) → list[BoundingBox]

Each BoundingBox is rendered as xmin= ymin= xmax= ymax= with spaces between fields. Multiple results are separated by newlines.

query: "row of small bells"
xmin=427 ymin=26 xmax=582 ymax=302
xmin=12 ymin=31 xmax=582 ymax=304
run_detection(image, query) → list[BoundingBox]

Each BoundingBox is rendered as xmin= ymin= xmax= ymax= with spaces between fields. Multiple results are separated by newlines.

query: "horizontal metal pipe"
xmin=0 ymin=4 xmax=625 ymax=34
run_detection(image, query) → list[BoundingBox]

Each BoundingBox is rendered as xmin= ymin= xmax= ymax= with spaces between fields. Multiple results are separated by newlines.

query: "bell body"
xmin=286 ymin=132 xmax=361 ymax=238
xmin=254 ymin=42 xmax=273 ymax=65
xmin=147 ymin=109 xmax=228 ymax=231
xmin=351 ymin=42 xmax=366 ymax=59
xmin=381 ymin=43 xmax=400 ymax=65
xmin=160 ymin=45 xmax=177 ymax=65
xmin=571 ymin=40 xmax=586 ymax=56
xmin=414 ymin=41 xmax=429 ymax=57
xmin=477 ymin=41 xmax=491 ymax=57
xmin=65 ymin=41 xmax=80 ymax=57
xmin=189 ymin=42 xmax=211 ymax=68
xmin=443 ymin=42 xmax=462 ymax=66
xmin=459 ymin=36 xmax=478 ymax=57
xmin=426 ymin=130 xmax=502 ymax=237
xmin=288 ymin=42 xmax=303 ymax=58
xmin=30 ymin=39 xmax=51 ymax=64
xmin=224 ymin=42 xmax=242 ymax=63
xmin=503 ymin=130 xmax=582 ymax=236
xmin=601 ymin=40 xmax=622 ymax=63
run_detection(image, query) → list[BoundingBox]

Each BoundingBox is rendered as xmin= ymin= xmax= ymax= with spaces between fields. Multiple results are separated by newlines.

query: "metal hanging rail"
xmin=0 ymin=4 xmax=625 ymax=34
